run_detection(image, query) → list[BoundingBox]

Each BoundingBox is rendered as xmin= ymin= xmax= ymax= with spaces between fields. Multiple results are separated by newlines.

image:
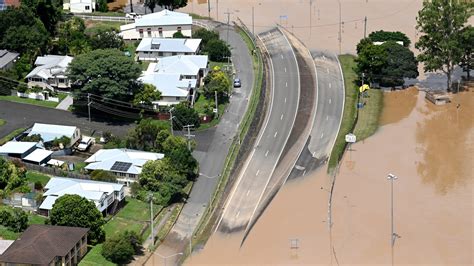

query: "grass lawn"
xmin=0 ymin=96 xmax=59 ymax=108
xmin=327 ymin=55 xmax=358 ymax=172
xmin=79 ymin=244 xmax=114 ymax=266
xmin=26 ymin=171 xmax=51 ymax=187
xmin=85 ymin=21 xmax=125 ymax=32
xmin=353 ymin=89 xmax=383 ymax=141
xmin=77 ymin=11 xmax=125 ymax=17
xmin=58 ymin=92 xmax=68 ymax=102
xmin=189 ymin=13 xmax=211 ymax=20
xmin=0 ymin=128 xmax=26 ymax=145
xmin=73 ymin=162 xmax=87 ymax=173
xmin=140 ymin=61 xmax=150 ymax=71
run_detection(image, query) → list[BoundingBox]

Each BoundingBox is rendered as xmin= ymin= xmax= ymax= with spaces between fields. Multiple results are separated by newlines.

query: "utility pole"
xmin=216 ymin=0 xmax=219 ymax=21
xmin=148 ymin=193 xmax=154 ymax=247
xmin=387 ymin=173 xmax=399 ymax=266
xmin=214 ymin=90 xmax=219 ymax=119
xmin=252 ymin=6 xmax=255 ymax=36
xmin=87 ymin=93 xmax=91 ymax=122
xmin=208 ymin=0 xmax=211 ymax=19
xmin=364 ymin=16 xmax=367 ymax=38
xmin=338 ymin=0 xmax=342 ymax=54
xmin=169 ymin=107 xmax=174 ymax=136
xmin=183 ymin=125 xmax=195 ymax=151
xmin=225 ymin=9 xmax=233 ymax=46
xmin=309 ymin=0 xmax=313 ymax=41
xmin=224 ymin=56 xmax=232 ymax=73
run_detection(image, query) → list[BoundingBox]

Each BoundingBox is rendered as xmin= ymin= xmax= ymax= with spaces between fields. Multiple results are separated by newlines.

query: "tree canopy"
xmin=172 ymin=102 xmax=200 ymax=130
xmin=193 ymin=28 xmax=219 ymax=47
xmin=0 ymin=157 xmax=26 ymax=194
xmin=415 ymin=0 xmax=472 ymax=89
xmin=102 ymin=230 xmax=142 ymax=264
xmin=205 ymin=39 xmax=231 ymax=62
xmin=125 ymin=118 xmax=170 ymax=152
xmin=133 ymin=84 xmax=161 ymax=107
xmin=203 ymin=67 xmax=231 ymax=101
xmin=157 ymin=0 xmax=187 ymax=10
xmin=68 ymin=49 xmax=143 ymax=101
xmin=368 ymin=30 xmax=411 ymax=47
xmin=458 ymin=25 xmax=473 ymax=80
xmin=49 ymin=194 xmax=106 ymax=244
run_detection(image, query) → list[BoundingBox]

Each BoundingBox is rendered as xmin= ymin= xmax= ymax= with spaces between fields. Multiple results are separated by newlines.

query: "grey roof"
xmin=136 ymin=38 xmax=201 ymax=53
xmin=134 ymin=10 xmax=192 ymax=27
xmin=85 ymin=148 xmax=164 ymax=174
xmin=28 ymin=123 xmax=77 ymax=143
xmin=0 ymin=50 xmax=19 ymax=69
xmin=154 ymin=55 xmax=208 ymax=76
xmin=0 ymin=141 xmax=37 ymax=155
xmin=23 ymin=148 xmax=53 ymax=163
xmin=26 ymin=55 xmax=73 ymax=80
xmin=140 ymin=72 xmax=196 ymax=98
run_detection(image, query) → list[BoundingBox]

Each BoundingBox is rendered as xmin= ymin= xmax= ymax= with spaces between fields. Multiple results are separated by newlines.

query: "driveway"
xmin=0 ymin=101 xmax=133 ymax=139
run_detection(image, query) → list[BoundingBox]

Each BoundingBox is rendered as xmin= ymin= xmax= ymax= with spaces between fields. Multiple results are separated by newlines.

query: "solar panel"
xmin=110 ymin=161 xmax=132 ymax=172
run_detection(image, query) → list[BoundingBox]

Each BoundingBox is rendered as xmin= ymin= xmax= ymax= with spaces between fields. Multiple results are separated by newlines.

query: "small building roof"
xmin=0 ymin=50 xmax=19 ymax=69
xmin=0 ymin=225 xmax=88 ymax=265
xmin=39 ymin=177 xmax=124 ymax=211
xmin=47 ymin=159 xmax=65 ymax=167
xmin=135 ymin=10 xmax=192 ymax=27
xmin=85 ymin=148 xmax=164 ymax=175
xmin=140 ymin=72 xmax=196 ymax=98
xmin=136 ymin=38 xmax=201 ymax=53
xmin=23 ymin=149 xmax=53 ymax=163
xmin=26 ymin=55 xmax=73 ymax=80
xmin=28 ymin=123 xmax=77 ymax=143
xmin=0 ymin=240 xmax=14 ymax=255
xmin=0 ymin=141 xmax=37 ymax=155
xmin=154 ymin=55 xmax=208 ymax=76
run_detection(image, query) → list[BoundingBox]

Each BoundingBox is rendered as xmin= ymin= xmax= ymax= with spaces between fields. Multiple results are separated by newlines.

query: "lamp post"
xmin=153 ymin=251 xmax=183 ymax=266
xmin=387 ymin=173 xmax=399 ymax=266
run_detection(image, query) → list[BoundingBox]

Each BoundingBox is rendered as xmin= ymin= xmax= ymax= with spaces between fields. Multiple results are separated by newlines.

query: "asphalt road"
xmin=148 ymin=22 xmax=255 ymax=262
xmin=215 ymin=28 xmax=300 ymax=233
xmin=0 ymin=101 xmax=133 ymax=138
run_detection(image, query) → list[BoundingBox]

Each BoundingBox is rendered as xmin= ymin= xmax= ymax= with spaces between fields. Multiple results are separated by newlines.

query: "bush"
xmin=193 ymin=28 xmax=219 ymax=47
xmin=90 ymin=170 xmax=117 ymax=182
xmin=172 ymin=31 xmax=186 ymax=38
xmin=34 ymin=181 xmax=43 ymax=190
xmin=172 ymin=102 xmax=200 ymax=130
xmin=102 ymin=230 xmax=142 ymax=264
xmin=0 ymin=208 xmax=28 ymax=233
xmin=205 ymin=39 xmax=231 ymax=62
xmin=22 ymin=134 xmax=43 ymax=143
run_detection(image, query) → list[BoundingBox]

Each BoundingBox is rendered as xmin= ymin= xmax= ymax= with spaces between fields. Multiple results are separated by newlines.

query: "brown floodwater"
xmin=185 ymin=89 xmax=473 ymax=265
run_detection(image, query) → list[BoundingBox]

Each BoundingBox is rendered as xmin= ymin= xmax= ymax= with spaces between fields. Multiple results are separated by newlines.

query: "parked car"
xmin=77 ymin=136 xmax=93 ymax=151
xmin=233 ymin=78 xmax=241 ymax=88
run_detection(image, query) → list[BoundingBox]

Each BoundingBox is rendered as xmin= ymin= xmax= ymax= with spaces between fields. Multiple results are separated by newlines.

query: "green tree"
xmin=193 ymin=28 xmax=219 ymax=47
xmin=157 ymin=0 xmax=187 ymax=10
xmin=8 ymin=208 xmax=28 ymax=233
xmin=102 ymin=230 xmax=141 ymax=264
xmin=22 ymin=134 xmax=43 ymax=143
xmin=54 ymin=17 xmax=91 ymax=56
xmin=203 ymin=68 xmax=231 ymax=101
xmin=172 ymin=31 xmax=186 ymax=38
xmin=21 ymin=0 xmax=63 ymax=35
xmin=68 ymin=49 xmax=143 ymax=101
xmin=95 ymin=0 xmax=108 ymax=12
xmin=458 ymin=25 xmax=474 ymax=80
xmin=145 ymin=0 xmax=158 ymax=13
xmin=49 ymin=194 xmax=105 ymax=244
xmin=133 ymin=84 xmax=162 ymax=106
xmin=379 ymin=41 xmax=418 ymax=86
xmin=88 ymin=29 xmax=125 ymax=50
xmin=125 ymin=118 xmax=169 ymax=151
xmin=204 ymin=39 xmax=231 ymax=62
xmin=1 ymin=23 xmax=49 ymax=55
xmin=90 ymin=170 xmax=117 ymax=182
xmin=415 ymin=0 xmax=471 ymax=90
xmin=355 ymin=43 xmax=388 ymax=83
xmin=172 ymin=102 xmax=200 ymax=130
xmin=0 ymin=157 xmax=26 ymax=193
xmin=368 ymin=30 xmax=411 ymax=47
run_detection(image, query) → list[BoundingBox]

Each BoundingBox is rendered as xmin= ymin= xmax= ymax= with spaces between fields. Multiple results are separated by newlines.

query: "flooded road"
xmin=186 ymin=89 xmax=473 ymax=265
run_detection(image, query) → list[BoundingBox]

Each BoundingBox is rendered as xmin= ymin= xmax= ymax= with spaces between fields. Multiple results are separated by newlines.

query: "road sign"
xmin=345 ymin=133 xmax=356 ymax=143
xmin=213 ymin=108 xmax=218 ymax=113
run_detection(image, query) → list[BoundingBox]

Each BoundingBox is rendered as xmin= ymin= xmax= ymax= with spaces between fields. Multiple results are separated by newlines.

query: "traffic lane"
xmin=217 ymin=34 xmax=299 ymax=231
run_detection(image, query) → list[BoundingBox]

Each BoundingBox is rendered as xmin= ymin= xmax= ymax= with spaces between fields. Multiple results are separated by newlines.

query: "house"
xmin=85 ymin=148 xmax=164 ymax=185
xmin=27 ymin=123 xmax=81 ymax=148
xmin=120 ymin=10 xmax=192 ymax=40
xmin=0 ymin=141 xmax=37 ymax=159
xmin=26 ymin=55 xmax=74 ymax=90
xmin=139 ymin=55 xmax=208 ymax=106
xmin=0 ymin=50 xmax=19 ymax=71
xmin=39 ymin=177 xmax=125 ymax=216
xmin=22 ymin=148 xmax=53 ymax=165
xmin=136 ymin=38 xmax=201 ymax=61
xmin=0 ymin=225 xmax=88 ymax=265
xmin=63 ymin=0 xmax=96 ymax=13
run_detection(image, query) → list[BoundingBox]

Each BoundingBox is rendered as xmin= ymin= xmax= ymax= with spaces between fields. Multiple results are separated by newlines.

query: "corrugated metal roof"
xmin=85 ymin=148 xmax=164 ymax=174
xmin=0 ymin=142 xmax=37 ymax=155
xmin=23 ymin=149 xmax=53 ymax=163
xmin=136 ymin=38 xmax=201 ymax=53
xmin=134 ymin=10 xmax=192 ymax=27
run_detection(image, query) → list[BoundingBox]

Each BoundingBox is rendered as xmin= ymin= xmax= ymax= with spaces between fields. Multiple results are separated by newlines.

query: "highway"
xmin=216 ymin=28 xmax=300 ymax=233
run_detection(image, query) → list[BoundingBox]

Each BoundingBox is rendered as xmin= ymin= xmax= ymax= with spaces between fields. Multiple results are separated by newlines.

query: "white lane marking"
xmin=236 ymin=211 xmax=240 ymax=218
xmin=265 ymin=150 xmax=269 ymax=157
xmin=321 ymin=133 xmax=324 ymax=139
xmin=284 ymin=97 xmax=287 ymax=103
xmin=274 ymin=131 xmax=278 ymax=138
xmin=280 ymin=114 xmax=284 ymax=120
xmin=326 ymin=115 xmax=329 ymax=121
xmin=329 ymin=98 xmax=332 ymax=104
xmin=284 ymin=67 xmax=287 ymax=72
xmin=256 ymin=170 xmax=260 ymax=176
xmin=246 ymin=190 xmax=250 ymax=196
xmin=285 ymin=82 xmax=288 ymax=87
xmin=281 ymin=54 xmax=284 ymax=59
xmin=329 ymin=83 xmax=332 ymax=88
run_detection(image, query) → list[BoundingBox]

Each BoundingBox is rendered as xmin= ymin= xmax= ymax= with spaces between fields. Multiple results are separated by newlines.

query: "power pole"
xmin=224 ymin=56 xmax=232 ymax=73
xmin=338 ymin=0 xmax=342 ymax=54
xmin=183 ymin=125 xmax=195 ymax=151
xmin=169 ymin=107 xmax=174 ymax=136
xmin=225 ymin=9 xmax=233 ymax=46
xmin=252 ymin=6 xmax=255 ymax=36
xmin=387 ymin=173 xmax=399 ymax=266
xmin=208 ymin=0 xmax=211 ymax=19
xmin=215 ymin=91 xmax=219 ymax=119
xmin=87 ymin=93 xmax=91 ymax=122
xmin=364 ymin=16 xmax=367 ymax=38
xmin=216 ymin=0 xmax=219 ymax=21
xmin=148 ymin=193 xmax=154 ymax=247
xmin=309 ymin=0 xmax=312 ymax=41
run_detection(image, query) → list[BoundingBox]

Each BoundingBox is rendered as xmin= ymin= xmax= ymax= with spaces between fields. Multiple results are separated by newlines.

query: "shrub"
xmin=205 ymin=39 xmax=231 ymax=62
xmin=102 ymin=230 xmax=142 ymax=264
xmin=90 ymin=170 xmax=117 ymax=182
xmin=34 ymin=181 xmax=43 ymax=190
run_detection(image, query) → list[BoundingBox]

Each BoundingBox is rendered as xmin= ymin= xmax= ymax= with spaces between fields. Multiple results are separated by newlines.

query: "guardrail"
xmin=192 ymin=20 xmax=212 ymax=30
xmin=73 ymin=14 xmax=133 ymax=22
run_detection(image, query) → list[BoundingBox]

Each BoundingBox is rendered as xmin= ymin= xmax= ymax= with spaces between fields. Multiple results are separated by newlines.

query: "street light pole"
xmin=387 ymin=173 xmax=399 ymax=266
xmin=169 ymin=107 xmax=174 ymax=136
xmin=338 ymin=0 xmax=342 ymax=55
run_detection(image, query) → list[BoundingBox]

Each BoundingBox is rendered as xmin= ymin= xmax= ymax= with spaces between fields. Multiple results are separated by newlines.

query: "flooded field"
xmin=186 ymin=89 xmax=473 ymax=265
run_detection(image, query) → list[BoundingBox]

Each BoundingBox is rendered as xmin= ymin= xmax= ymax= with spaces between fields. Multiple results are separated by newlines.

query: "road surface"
xmin=215 ymin=28 xmax=300 ymax=233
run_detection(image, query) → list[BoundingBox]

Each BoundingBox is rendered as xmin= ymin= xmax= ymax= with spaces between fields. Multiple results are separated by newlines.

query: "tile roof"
xmin=0 ymin=225 xmax=88 ymax=265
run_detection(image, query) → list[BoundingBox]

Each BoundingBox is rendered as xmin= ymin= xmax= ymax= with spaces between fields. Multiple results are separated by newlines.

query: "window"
xmin=177 ymin=26 xmax=182 ymax=32
xmin=172 ymin=52 xmax=177 ymax=56
xmin=158 ymin=27 xmax=163 ymax=37
xmin=158 ymin=52 xmax=163 ymax=56
xmin=119 ymin=172 xmax=126 ymax=177
xmin=147 ymin=28 xmax=151 ymax=37
xmin=176 ymin=97 xmax=181 ymax=101
xmin=129 ymin=174 xmax=137 ymax=179
xmin=58 ymin=78 xmax=65 ymax=83
xmin=139 ymin=29 xmax=144 ymax=37
xmin=85 ymin=5 xmax=90 ymax=10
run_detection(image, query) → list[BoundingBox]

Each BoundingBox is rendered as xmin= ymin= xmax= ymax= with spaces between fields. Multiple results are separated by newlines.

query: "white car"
xmin=77 ymin=136 xmax=93 ymax=151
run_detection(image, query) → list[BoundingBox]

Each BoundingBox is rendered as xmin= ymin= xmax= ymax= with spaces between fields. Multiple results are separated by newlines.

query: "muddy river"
xmin=185 ymin=89 xmax=473 ymax=265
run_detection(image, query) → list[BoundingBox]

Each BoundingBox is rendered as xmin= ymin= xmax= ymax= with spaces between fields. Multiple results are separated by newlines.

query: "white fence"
xmin=74 ymin=14 xmax=133 ymax=23
xmin=17 ymin=92 xmax=59 ymax=102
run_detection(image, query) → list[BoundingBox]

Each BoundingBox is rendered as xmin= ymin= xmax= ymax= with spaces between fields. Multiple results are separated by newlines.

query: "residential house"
xmin=139 ymin=55 xmax=208 ymax=106
xmin=63 ymin=0 xmax=96 ymax=13
xmin=0 ymin=141 xmax=37 ymax=159
xmin=0 ymin=225 xmax=88 ymax=265
xmin=136 ymin=38 xmax=201 ymax=61
xmin=27 ymin=123 xmax=81 ymax=148
xmin=120 ymin=10 xmax=192 ymax=40
xmin=39 ymin=177 xmax=125 ymax=216
xmin=85 ymin=148 xmax=164 ymax=185
xmin=26 ymin=55 xmax=73 ymax=90
xmin=0 ymin=50 xmax=19 ymax=71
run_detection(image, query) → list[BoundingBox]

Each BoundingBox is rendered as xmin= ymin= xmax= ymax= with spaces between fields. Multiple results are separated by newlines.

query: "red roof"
xmin=4 ymin=0 xmax=20 ymax=7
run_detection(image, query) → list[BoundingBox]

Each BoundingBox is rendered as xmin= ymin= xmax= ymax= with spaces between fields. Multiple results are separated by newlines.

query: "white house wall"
xmin=121 ymin=25 xmax=192 ymax=40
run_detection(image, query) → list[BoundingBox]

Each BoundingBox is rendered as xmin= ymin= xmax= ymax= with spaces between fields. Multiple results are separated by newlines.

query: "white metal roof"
xmin=26 ymin=55 xmax=73 ymax=80
xmin=28 ymin=123 xmax=77 ymax=143
xmin=47 ymin=159 xmax=65 ymax=167
xmin=0 ymin=142 xmax=37 ymax=155
xmin=136 ymin=38 xmax=201 ymax=53
xmin=134 ymin=10 xmax=192 ymax=27
xmin=140 ymin=72 xmax=196 ymax=98
xmin=85 ymin=149 xmax=164 ymax=175
xmin=39 ymin=177 xmax=124 ymax=210
xmin=23 ymin=149 xmax=53 ymax=163
xmin=154 ymin=55 xmax=208 ymax=76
